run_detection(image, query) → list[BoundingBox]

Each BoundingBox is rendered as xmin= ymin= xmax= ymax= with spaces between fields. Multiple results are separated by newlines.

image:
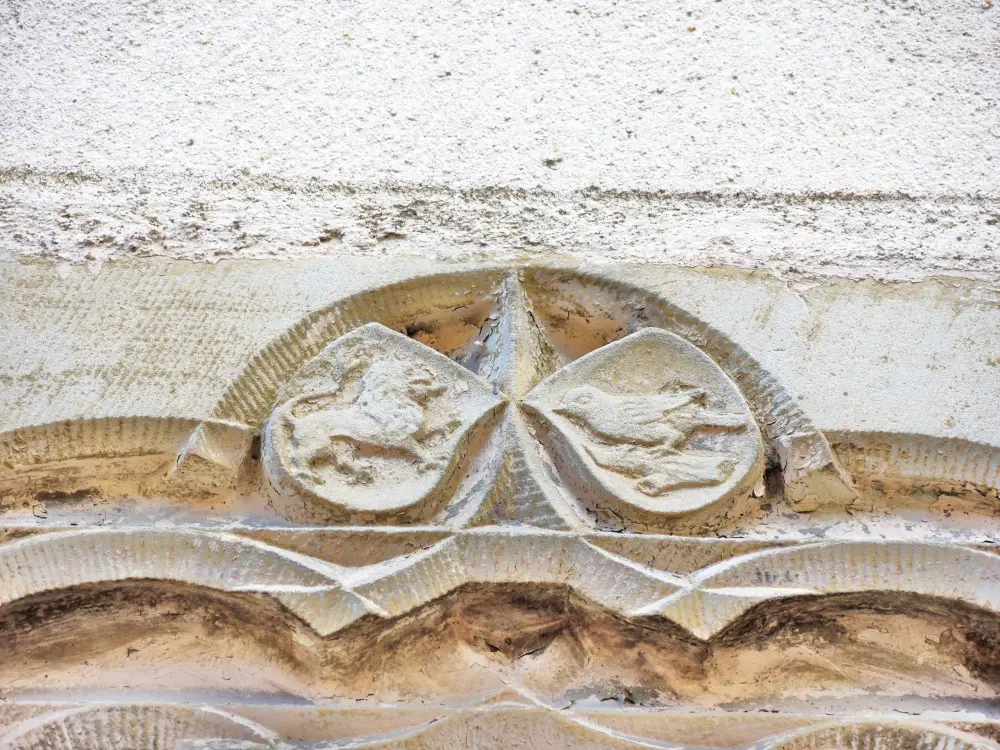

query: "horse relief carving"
xmin=522 ymin=328 xmax=763 ymax=521
xmin=263 ymin=323 xmax=504 ymax=522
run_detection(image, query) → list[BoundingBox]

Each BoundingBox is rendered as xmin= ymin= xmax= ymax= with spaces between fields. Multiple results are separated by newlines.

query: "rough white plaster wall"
xmin=4 ymin=0 xmax=999 ymax=189
xmin=0 ymin=0 xmax=998 ymax=275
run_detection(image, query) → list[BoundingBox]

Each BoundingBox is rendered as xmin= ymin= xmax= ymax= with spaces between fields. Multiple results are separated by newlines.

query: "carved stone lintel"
xmin=0 ymin=261 xmax=996 ymax=746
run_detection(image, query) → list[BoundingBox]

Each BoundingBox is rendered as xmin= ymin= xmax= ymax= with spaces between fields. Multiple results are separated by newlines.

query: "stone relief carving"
xmin=523 ymin=328 xmax=763 ymax=521
xmin=282 ymin=360 xmax=452 ymax=486
xmin=555 ymin=383 xmax=748 ymax=495
xmin=1 ymin=266 xmax=998 ymax=748
xmin=263 ymin=323 xmax=504 ymax=522
xmin=520 ymin=269 xmax=860 ymax=509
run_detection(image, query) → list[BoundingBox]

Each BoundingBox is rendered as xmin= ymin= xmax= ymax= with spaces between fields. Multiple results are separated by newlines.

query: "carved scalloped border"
xmin=4 ymin=704 xmax=999 ymax=750
xmin=0 ymin=529 xmax=371 ymax=635
xmin=176 ymin=714 xmax=1000 ymax=750
xmin=3 ymin=530 xmax=1000 ymax=641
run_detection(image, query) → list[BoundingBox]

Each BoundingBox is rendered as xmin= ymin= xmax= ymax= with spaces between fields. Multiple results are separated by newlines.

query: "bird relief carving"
xmin=553 ymin=383 xmax=748 ymax=496
xmin=263 ymin=323 xmax=504 ymax=520
xmin=522 ymin=328 xmax=764 ymax=518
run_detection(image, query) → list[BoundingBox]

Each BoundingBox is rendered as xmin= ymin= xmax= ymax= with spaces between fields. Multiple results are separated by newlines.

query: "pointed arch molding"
xmin=0 ymin=267 xmax=997 ymax=526
xmin=1 ymin=531 xmax=999 ymax=641
xmin=206 ymin=266 xmax=856 ymax=520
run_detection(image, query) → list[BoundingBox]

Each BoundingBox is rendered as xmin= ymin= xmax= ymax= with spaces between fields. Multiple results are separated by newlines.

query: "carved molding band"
xmin=0 ymin=264 xmax=998 ymax=748
xmin=1 ymin=529 xmax=998 ymax=642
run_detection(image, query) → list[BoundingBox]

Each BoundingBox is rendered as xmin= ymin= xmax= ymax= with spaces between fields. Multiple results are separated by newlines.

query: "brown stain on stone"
xmin=1 ymin=581 xmax=999 ymax=708
xmin=0 ymin=581 xmax=321 ymax=698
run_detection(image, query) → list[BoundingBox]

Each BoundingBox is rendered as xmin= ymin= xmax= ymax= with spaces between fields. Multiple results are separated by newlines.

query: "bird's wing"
xmin=649 ymin=392 xmax=700 ymax=412
xmin=619 ymin=393 xmax=694 ymax=424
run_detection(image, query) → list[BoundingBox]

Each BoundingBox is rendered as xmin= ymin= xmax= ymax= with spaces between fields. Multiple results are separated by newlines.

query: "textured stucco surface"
xmin=1 ymin=0 xmax=998 ymax=276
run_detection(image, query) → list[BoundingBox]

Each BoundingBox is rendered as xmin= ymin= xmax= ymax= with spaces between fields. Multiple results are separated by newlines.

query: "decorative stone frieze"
xmin=0 ymin=261 xmax=998 ymax=748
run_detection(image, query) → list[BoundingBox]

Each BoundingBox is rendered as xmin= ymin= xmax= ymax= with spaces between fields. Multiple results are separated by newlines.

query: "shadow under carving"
xmin=2 ymin=582 xmax=1000 ymax=707
xmin=0 ymin=581 xmax=321 ymax=699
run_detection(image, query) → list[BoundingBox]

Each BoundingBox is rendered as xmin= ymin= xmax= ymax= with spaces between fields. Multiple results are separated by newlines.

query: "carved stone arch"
xmin=196 ymin=266 xmax=855 ymax=528
xmin=640 ymin=540 xmax=1000 ymax=638
xmin=0 ymin=529 xmax=370 ymax=634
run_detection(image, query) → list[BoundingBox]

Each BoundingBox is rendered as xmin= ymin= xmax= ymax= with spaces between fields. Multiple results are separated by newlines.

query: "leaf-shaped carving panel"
xmin=523 ymin=328 xmax=764 ymax=521
xmin=263 ymin=323 xmax=505 ymax=522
